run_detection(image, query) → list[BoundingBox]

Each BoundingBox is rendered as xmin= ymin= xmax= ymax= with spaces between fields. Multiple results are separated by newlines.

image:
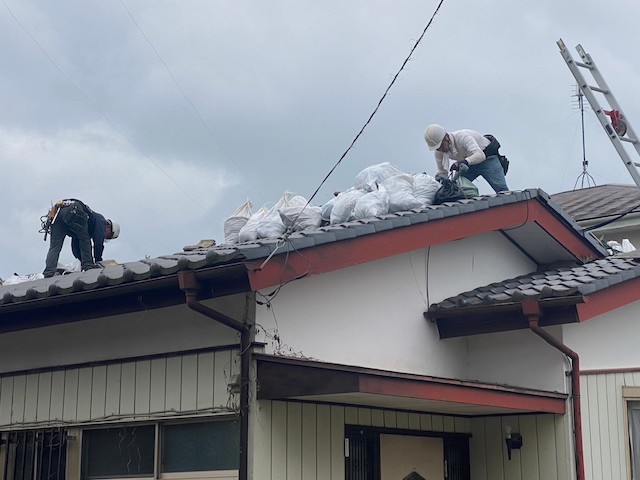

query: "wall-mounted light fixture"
xmin=505 ymin=426 xmax=523 ymax=460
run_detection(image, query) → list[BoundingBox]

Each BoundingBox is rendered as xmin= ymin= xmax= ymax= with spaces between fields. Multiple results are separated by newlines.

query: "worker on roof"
xmin=43 ymin=199 xmax=120 ymax=278
xmin=424 ymin=124 xmax=509 ymax=193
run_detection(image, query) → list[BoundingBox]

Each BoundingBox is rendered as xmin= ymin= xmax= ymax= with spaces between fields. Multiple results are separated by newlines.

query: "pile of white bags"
xmin=224 ymin=199 xmax=252 ymax=244
xmin=224 ymin=163 xmax=443 ymax=243
xmin=233 ymin=192 xmax=322 ymax=244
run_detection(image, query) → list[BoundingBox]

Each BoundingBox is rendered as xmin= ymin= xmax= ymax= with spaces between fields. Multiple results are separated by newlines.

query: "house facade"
xmin=0 ymin=188 xmax=637 ymax=479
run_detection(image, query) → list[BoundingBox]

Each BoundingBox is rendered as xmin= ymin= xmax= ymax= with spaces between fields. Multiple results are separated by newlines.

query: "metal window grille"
xmin=1 ymin=428 xmax=67 ymax=480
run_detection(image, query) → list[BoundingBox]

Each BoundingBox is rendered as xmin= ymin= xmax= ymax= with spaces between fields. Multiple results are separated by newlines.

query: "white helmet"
xmin=424 ymin=124 xmax=446 ymax=151
xmin=108 ymin=220 xmax=120 ymax=239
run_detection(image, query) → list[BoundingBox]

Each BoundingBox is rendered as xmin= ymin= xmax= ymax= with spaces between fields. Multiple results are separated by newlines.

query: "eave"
xmin=256 ymin=354 xmax=566 ymax=416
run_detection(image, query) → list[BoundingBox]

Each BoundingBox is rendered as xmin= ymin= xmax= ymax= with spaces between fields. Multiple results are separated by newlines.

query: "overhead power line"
xmin=304 ymin=0 xmax=447 ymax=207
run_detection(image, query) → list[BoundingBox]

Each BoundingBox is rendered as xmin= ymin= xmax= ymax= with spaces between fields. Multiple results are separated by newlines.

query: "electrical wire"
xmin=584 ymin=201 xmax=640 ymax=231
xmin=119 ymin=0 xmax=266 ymax=204
xmin=1 ymin=0 xmax=223 ymax=223
xmin=284 ymin=0 xmax=447 ymax=234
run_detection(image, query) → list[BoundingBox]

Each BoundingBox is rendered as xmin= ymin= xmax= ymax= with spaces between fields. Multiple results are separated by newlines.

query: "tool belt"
xmin=59 ymin=201 xmax=90 ymax=228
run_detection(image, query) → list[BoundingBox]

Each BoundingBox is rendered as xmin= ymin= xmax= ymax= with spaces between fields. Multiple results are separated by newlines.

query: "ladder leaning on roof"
xmin=557 ymin=38 xmax=640 ymax=189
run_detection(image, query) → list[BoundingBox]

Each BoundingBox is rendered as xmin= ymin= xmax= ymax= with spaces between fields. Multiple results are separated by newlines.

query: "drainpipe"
xmin=522 ymin=299 xmax=585 ymax=480
xmin=178 ymin=270 xmax=251 ymax=480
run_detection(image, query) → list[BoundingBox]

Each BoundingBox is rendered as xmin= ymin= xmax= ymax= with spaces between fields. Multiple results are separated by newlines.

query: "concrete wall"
xmin=255 ymin=231 xmax=547 ymax=386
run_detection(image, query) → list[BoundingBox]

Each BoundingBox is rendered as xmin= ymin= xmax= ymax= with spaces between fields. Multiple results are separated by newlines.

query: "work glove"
xmin=435 ymin=172 xmax=446 ymax=183
xmin=450 ymin=160 xmax=469 ymax=172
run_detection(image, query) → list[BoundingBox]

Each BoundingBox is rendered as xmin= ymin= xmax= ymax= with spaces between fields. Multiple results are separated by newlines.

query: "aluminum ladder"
xmin=557 ymin=38 xmax=640 ymax=188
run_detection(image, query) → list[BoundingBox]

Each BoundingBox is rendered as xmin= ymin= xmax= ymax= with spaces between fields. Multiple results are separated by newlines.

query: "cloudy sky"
xmin=1 ymin=0 xmax=639 ymax=279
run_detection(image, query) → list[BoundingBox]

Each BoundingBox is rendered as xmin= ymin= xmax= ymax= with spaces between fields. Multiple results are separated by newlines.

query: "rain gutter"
xmin=178 ymin=269 xmax=252 ymax=480
xmin=522 ymin=299 xmax=585 ymax=480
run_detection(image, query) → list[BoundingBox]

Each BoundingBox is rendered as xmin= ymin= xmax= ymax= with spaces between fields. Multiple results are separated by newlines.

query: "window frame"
xmin=78 ymin=416 xmax=239 ymax=480
xmin=623 ymin=386 xmax=640 ymax=480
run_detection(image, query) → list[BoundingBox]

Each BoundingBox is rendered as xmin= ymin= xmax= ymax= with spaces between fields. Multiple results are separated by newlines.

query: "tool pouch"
xmin=62 ymin=203 xmax=89 ymax=228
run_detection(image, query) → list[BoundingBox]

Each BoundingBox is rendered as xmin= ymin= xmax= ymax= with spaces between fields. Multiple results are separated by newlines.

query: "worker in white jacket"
xmin=424 ymin=124 xmax=508 ymax=193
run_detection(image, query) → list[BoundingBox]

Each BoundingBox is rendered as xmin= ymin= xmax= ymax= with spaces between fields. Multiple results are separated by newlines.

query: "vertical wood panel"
xmin=383 ymin=411 xmax=396 ymax=429
xmin=408 ymin=413 xmax=420 ymax=430
xmin=420 ymin=414 xmax=433 ymax=431
xmin=502 ymin=417 xmax=521 ymax=480
xmin=371 ymin=409 xmax=384 ymax=427
xmin=357 ymin=408 xmax=371 ymax=427
xmin=596 ymin=374 xmax=612 ymax=477
xmin=536 ymin=415 xmax=558 ymax=480
xmin=344 ymin=407 xmax=357 ymax=425
xmin=396 ymin=412 xmax=409 ymax=430
xmin=469 ymin=418 xmax=487 ymax=480
xmin=196 ymin=352 xmax=214 ymax=410
xmin=36 ymin=372 xmax=52 ymax=422
xmin=23 ymin=374 xmax=39 ymax=423
xmin=165 ymin=356 xmax=182 ymax=412
xmin=302 ymin=404 xmax=317 ymax=480
xmin=605 ymin=373 xmax=622 ymax=480
xmin=254 ymin=400 xmax=272 ymax=480
xmin=554 ymin=414 xmax=569 ymax=480
xmin=271 ymin=401 xmax=287 ymax=480
xmin=614 ymin=372 xmax=627 ymax=479
xmin=484 ymin=417 xmax=504 ymax=480
xmin=149 ymin=358 xmax=166 ymax=413
xmin=90 ymin=366 xmax=107 ymax=420
xmin=180 ymin=354 xmax=198 ymax=411
xmin=134 ymin=360 xmax=151 ymax=415
xmin=330 ymin=405 xmax=345 ymax=480
xmin=316 ymin=405 xmax=331 ymax=480
xmin=62 ymin=369 xmax=78 ymax=421
xmin=520 ymin=415 xmax=539 ymax=480
xmin=119 ymin=362 xmax=136 ymax=415
xmin=432 ymin=415 xmax=444 ymax=432
xmin=287 ymin=403 xmax=302 ymax=480
xmin=443 ymin=416 xmax=455 ymax=433
xmin=76 ymin=368 xmax=92 ymax=421
xmin=586 ymin=374 xmax=602 ymax=480
xmin=214 ymin=350 xmax=231 ymax=409
xmin=0 ymin=377 xmax=13 ymax=425
xmin=105 ymin=364 xmax=121 ymax=416
xmin=49 ymin=370 xmax=65 ymax=421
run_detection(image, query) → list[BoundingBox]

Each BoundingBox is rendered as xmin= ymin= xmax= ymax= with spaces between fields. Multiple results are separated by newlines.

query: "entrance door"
xmin=346 ymin=426 xmax=469 ymax=480
xmin=379 ymin=434 xmax=443 ymax=480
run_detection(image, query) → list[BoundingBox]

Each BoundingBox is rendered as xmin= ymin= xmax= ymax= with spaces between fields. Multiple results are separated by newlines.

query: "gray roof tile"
xmin=429 ymin=256 xmax=640 ymax=313
xmin=1 ymin=189 xmax=610 ymax=308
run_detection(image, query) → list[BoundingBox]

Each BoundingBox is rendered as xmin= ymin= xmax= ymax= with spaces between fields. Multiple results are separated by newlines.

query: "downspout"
xmin=178 ymin=270 xmax=251 ymax=480
xmin=522 ymin=299 xmax=585 ymax=480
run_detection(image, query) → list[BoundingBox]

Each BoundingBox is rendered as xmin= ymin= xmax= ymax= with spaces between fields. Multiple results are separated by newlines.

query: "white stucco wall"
xmin=563 ymin=299 xmax=640 ymax=370
xmin=255 ymin=231 xmax=538 ymax=379
xmin=0 ymin=294 xmax=247 ymax=374
xmin=467 ymin=327 xmax=569 ymax=392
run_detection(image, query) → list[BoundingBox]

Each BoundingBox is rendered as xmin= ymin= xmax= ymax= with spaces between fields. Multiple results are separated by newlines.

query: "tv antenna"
xmin=573 ymin=85 xmax=596 ymax=189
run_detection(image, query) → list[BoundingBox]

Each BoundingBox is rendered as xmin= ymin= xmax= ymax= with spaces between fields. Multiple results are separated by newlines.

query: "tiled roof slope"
xmin=0 ymin=189 xmax=605 ymax=308
xmin=551 ymin=184 xmax=640 ymax=222
xmin=429 ymin=256 xmax=640 ymax=313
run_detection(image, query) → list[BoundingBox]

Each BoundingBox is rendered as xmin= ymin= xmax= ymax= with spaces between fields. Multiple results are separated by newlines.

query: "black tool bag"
xmin=433 ymin=176 xmax=466 ymax=205
xmin=484 ymin=134 xmax=509 ymax=175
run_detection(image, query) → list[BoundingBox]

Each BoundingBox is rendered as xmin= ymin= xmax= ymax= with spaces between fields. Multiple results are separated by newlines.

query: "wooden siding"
xmin=469 ymin=414 xmax=570 ymax=480
xmin=253 ymin=400 xmax=472 ymax=480
xmin=581 ymin=371 xmax=640 ymax=480
xmin=0 ymin=348 xmax=240 ymax=428
xmin=253 ymin=401 xmax=570 ymax=480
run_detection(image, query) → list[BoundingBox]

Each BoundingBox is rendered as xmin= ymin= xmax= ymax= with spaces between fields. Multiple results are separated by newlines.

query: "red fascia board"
xmin=577 ymin=276 xmax=640 ymax=322
xmin=247 ymin=199 xmax=600 ymax=291
xmin=358 ymin=376 xmax=566 ymax=414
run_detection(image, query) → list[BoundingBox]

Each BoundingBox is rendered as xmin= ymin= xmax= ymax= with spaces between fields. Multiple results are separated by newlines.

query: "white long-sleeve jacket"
xmin=434 ymin=129 xmax=490 ymax=175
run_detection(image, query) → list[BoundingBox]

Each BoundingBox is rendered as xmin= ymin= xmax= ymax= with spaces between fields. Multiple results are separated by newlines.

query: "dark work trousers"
xmin=43 ymin=204 xmax=94 ymax=277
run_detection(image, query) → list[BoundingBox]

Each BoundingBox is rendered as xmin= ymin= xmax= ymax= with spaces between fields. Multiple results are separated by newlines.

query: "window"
xmin=81 ymin=418 xmax=239 ymax=479
xmin=81 ymin=425 xmax=155 ymax=478
xmin=0 ymin=428 xmax=67 ymax=480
